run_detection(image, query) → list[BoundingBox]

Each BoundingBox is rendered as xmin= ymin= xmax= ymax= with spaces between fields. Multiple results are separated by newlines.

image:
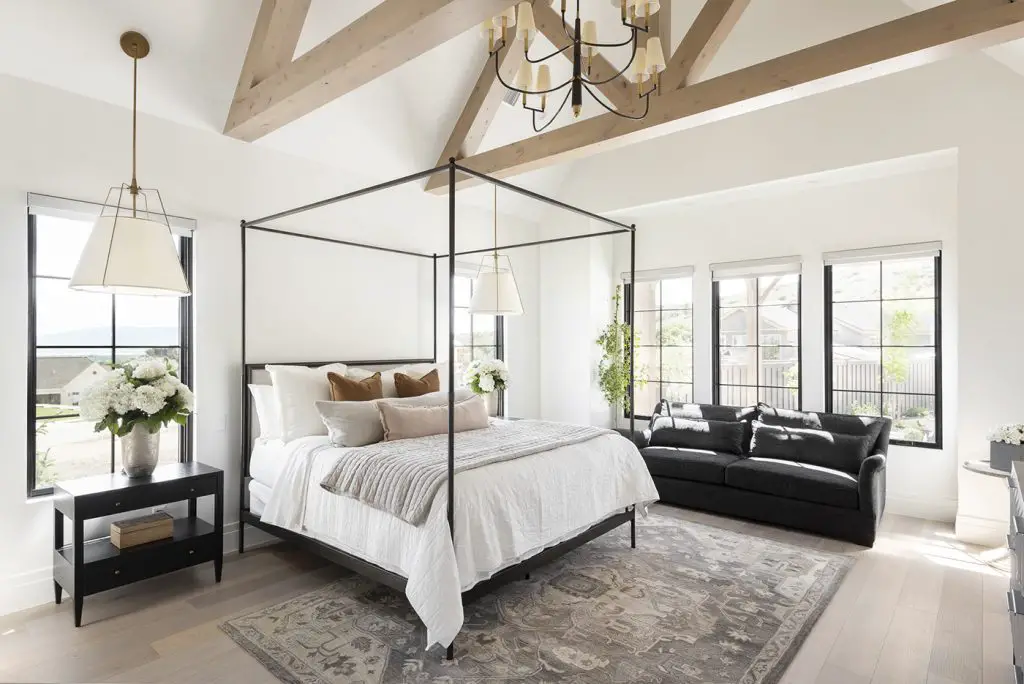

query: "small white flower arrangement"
xmin=463 ymin=358 xmax=509 ymax=395
xmin=989 ymin=423 xmax=1024 ymax=446
xmin=79 ymin=357 xmax=194 ymax=437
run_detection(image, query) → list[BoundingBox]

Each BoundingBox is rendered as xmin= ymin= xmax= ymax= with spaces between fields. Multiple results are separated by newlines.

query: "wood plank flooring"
xmin=0 ymin=506 xmax=1010 ymax=683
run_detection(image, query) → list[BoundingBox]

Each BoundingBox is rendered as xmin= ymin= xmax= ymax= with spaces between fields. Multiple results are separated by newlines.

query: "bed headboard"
xmin=241 ymin=358 xmax=436 ymax=478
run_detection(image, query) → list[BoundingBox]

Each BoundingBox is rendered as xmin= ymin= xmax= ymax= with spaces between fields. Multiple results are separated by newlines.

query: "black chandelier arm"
xmin=532 ymin=89 xmax=573 ymax=133
xmin=580 ymin=27 xmax=638 ymax=50
xmin=524 ymin=42 xmax=573 ymax=64
xmin=581 ymin=40 xmax=639 ymax=86
xmin=493 ymin=50 xmax=573 ymax=96
xmin=582 ymin=81 xmax=653 ymax=120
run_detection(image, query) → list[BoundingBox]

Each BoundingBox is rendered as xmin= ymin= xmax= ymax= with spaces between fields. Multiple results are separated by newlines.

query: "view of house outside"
xmin=716 ymin=273 xmax=801 ymax=409
xmin=829 ymin=257 xmax=939 ymax=444
xmin=630 ymin=277 xmax=693 ymax=416
xmin=32 ymin=213 xmax=187 ymax=490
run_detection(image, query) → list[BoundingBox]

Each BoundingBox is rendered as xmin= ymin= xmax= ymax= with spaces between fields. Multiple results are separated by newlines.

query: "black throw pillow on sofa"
xmin=749 ymin=420 xmax=872 ymax=474
xmin=649 ymin=416 xmax=746 ymax=455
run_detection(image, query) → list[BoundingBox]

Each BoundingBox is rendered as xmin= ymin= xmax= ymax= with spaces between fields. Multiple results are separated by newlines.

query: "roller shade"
xmin=711 ymin=256 xmax=801 ymax=281
xmin=28 ymin=192 xmax=196 ymax=236
xmin=823 ymin=241 xmax=941 ymax=265
xmin=621 ymin=265 xmax=695 ymax=283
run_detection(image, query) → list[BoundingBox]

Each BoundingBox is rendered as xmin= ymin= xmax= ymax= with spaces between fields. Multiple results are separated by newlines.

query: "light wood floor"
xmin=0 ymin=506 xmax=1011 ymax=684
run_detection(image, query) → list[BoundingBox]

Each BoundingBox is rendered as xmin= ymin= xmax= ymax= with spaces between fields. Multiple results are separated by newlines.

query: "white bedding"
xmin=260 ymin=427 xmax=659 ymax=648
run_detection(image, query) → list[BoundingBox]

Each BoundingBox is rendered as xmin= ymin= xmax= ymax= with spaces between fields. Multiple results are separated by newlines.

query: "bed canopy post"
xmin=239 ymin=219 xmax=248 ymax=556
xmin=432 ymin=254 xmax=438 ymax=363
xmin=446 ymin=158 xmax=457 ymax=663
xmin=629 ymin=225 xmax=636 ymax=442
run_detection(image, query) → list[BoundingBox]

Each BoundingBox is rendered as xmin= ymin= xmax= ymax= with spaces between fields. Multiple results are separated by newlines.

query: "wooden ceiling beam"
xmin=533 ymin=2 xmax=637 ymax=113
xmin=231 ymin=0 xmax=311 ymax=101
xmin=429 ymin=0 xmax=1024 ymax=194
xmin=666 ymin=0 xmax=750 ymax=90
xmin=425 ymin=48 xmax=526 ymax=193
xmin=225 ymin=0 xmax=513 ymax=142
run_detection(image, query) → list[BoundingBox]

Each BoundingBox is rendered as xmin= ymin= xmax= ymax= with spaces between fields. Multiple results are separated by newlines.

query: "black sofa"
xmin=622 ymin=402 xmax=891 ymax=547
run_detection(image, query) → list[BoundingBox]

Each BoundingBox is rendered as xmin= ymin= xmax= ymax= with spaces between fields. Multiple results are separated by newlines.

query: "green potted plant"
xmin=596 ymin=286 xmax=647 ymax=415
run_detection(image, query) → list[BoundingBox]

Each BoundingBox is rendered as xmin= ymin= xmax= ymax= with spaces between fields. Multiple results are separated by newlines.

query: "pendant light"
xmin=469 ymin=186 xmax=524 ymax=316
xmin=70 ymin=31 xmax=190 ymax=297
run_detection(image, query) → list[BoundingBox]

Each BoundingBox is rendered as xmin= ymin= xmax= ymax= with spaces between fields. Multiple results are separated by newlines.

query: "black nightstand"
xmin=52 ymin=462 xmax=223 ymax=626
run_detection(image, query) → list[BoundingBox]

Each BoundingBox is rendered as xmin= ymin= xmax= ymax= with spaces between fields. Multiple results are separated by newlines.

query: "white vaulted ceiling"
xmin=0 ymin=0 xmax=1022 ymax=227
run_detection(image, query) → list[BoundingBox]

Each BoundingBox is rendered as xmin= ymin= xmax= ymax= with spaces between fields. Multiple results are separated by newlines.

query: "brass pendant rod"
xmin=131 ymin=51 xmax=138 ymax=216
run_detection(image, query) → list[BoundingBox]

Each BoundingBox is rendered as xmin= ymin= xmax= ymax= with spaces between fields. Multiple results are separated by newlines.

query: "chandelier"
xmin=481 ymin=0 xmax=665 ymax=132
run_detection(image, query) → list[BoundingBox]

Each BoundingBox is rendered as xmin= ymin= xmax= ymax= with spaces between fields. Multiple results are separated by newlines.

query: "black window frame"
xmin=623 ymin=277 xmax=695 ymax=421
xmin=27 ymin=210 xmax=194 ymax=497
xmin=712 ymin=274 xmax=803 ymax=409
xmin=453 ymin=275 xmax=506 ymax=417
xmin=824 ymin=254 xmax=943 ymax=449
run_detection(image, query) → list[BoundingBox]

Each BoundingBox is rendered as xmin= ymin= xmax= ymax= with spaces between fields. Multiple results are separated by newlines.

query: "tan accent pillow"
xmin=327 ymin=371 xmax=383 ymax=402
xmin=394 ymin=369 xmax=440 ymax=398
xmin=379 ymin=395 xmax=489 ymax=441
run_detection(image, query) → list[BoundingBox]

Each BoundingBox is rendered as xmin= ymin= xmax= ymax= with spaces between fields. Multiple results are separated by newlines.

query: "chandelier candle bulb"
xmin=480 ymin=18 xmax=497 ymax=52
xmin=536 ymin=64 xmax=552 ymax=110
xmin=517 ymin=2 xmax=536 ymax=50
xmin=500 ymin=6 xmax=516 ymax=43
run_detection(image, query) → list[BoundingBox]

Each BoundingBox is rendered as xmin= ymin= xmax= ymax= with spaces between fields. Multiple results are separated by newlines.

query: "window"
xmin=452 ymin=275 xmax=504 ymax=411
xmin=713 ymin=260 xmax=801 ymax=409
xmin=825 ymin=245 xmax=941 ymax=447
xmin=28 ymin=210 xmax=193 ymax=496
xmin=624 ymin=273 xmax=694 ymax=418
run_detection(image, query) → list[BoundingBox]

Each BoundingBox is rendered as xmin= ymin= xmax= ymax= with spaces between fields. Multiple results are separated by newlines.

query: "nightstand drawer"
xmin=76 ymin=475 xmax=218 ymax=518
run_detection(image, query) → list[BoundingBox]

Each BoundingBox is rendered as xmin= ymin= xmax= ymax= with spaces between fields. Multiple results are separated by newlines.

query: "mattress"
xmin=249 ymin=480 xmax=272 ymax=516
xmin=259 ymin=430 xmax=660 ymax=649
xmin=249 ymin=437 xmax=320 ymax=488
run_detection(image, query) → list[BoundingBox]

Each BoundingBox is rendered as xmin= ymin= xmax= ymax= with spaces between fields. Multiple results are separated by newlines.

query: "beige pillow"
xmin=378 ymin=395 xmax=489 ymax=441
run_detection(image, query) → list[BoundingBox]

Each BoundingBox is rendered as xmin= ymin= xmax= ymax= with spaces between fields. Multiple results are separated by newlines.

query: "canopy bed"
xmin=237 ymin=160 xmax=655 ymax=660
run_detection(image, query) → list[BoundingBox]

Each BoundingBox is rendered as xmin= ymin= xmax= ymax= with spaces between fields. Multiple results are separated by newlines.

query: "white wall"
xmin=550 ymin=53 xmax=1024 ymax=543
xmin=0 ymin=73 xmax=542 ymax=616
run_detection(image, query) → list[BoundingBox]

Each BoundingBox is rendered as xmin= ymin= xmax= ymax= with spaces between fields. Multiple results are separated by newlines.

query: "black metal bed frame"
xmin=238 ymin=159 xmax=637 ymax=660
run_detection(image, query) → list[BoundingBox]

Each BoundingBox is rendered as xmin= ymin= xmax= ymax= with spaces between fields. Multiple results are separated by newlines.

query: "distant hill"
xmin=38 ymin=326 xmax=178 ymax=347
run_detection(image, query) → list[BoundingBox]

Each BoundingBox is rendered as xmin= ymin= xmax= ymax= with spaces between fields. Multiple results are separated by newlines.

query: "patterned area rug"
xmin=221 ymin=515 xmax=853 ymax=683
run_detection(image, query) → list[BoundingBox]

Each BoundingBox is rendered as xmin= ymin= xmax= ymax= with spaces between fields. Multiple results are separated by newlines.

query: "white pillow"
xmin=267 ymin=363 xmax=347 ymax=442
xmin=348 ymin=362 xmax=450 ymax=398
xmin=248 ymin=384 xmax=282 ymax=440
xmin=316 ymin=389 xmax=474 ymax=447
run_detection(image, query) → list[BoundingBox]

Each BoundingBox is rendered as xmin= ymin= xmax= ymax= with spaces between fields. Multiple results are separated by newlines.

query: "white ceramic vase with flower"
xmin=463 ymin=359 xmax=509 ymax=417
xmin=79 ymin=357 xmax=194 ymax=478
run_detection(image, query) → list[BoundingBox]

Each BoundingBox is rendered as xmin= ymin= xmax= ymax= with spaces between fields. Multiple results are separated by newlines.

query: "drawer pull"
xmin=114 ymin=570 xmax=120 ymax=575
xmin=189 ymin=488 xmax=195 ymax=493
xmin=188 ymin=550 xmax=194 ymax=555
xmin=114 ymin=502 xmax=121 ymax=508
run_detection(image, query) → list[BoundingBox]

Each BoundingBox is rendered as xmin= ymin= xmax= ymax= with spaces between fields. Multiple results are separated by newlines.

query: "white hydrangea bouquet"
xmin=988 ymin=423 xmax=1024 ymax=472
xmin=79 ymin=357 xmax=193 ymax=477
xmin=463 ymin=358 xmax=509 ymax=395
xmin=989 ymin=424 xmax=1024 ymax=445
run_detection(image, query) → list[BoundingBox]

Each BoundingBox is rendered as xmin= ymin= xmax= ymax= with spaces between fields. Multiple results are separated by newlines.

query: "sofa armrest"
xmin=615 ymin=427 xmax=650 ymax=450
xmin=858 ymin=453 xmax=887 ymax=521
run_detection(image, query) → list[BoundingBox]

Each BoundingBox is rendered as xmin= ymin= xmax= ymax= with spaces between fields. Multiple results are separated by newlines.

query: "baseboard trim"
xmin=0 ymin=520 xmax=280 ymax=619
xmin=885 ymin=495 xmax=957 ymax=523
xmin=955 ymin=512 xmax=1007 ymax=546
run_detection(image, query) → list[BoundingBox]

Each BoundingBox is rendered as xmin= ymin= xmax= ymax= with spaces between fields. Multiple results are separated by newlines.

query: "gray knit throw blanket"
xmin=319 ymin=420 xmax=612 ymax=526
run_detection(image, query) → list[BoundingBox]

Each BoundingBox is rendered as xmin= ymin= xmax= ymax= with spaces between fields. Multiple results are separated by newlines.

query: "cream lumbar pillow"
xmin=378 ymin=394 xmax=489 ymax=442
xmin=316 ymin=389 xmax=475 ymax=447
xmin=267 ymin=363 xmax=347 ymax=442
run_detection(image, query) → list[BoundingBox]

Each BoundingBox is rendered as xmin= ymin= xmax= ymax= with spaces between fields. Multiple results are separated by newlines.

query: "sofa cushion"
xmin=725 ymin=457 xmax=859 ymax=509
xmin=758 ymin=405 xmax=887 ymax=452
xmin=749 ymin=420 xmax=872 ymax=474
xmin=655 ymin=402 xmax=758 ymax=452
xmin=641 ymin=446 xmax=742 ymax=484
xmin=648 ymin=416 xmax=745 ymax=455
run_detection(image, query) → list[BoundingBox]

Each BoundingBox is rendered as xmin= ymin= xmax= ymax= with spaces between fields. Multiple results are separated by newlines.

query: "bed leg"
xmin=446 ymin=643 xmax=455 ymax=661
xmin=525 ymin=572 xmax=530 ymax=580
xmin=630 ymin=507 xmax=636 ymax=549
xmin=238 ymin=520 xmax=246 ymax=555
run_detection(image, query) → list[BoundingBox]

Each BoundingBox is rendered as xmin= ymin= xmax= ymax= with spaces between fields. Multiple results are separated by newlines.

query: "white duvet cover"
xmin=260 ymin=428 xmax=659 ymax=648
